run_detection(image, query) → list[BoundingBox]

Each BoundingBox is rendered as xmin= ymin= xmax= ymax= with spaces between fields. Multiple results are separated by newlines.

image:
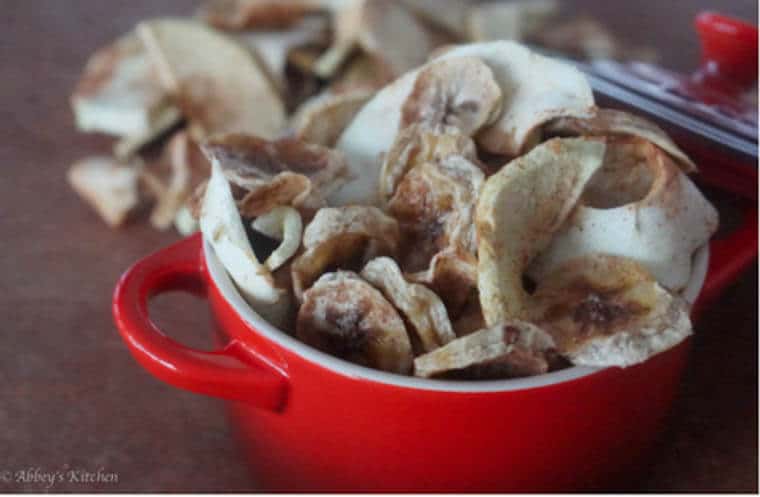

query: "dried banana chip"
xmin=528 ymin=138 xmax=718 ymax=291
xmin=202 ymin=133 xmax=348 ymax=216
xmin=138 ymin=19 xmax=285 ymax=139
xmin=361 ymin=257 xmax=455 ymax=352
xmin=476 ymin=137 xmax=605 ymax=326
xmin=379 ymin=124 xmax=479 ymax=205
xmin=297 ymin=271 xmax=413 ymax=374
xmin=68 ymin=157 xmax=140 ymax=228
xmin=437 ymin=41 xmax=595 ymax=156
xmin=407 ymin=249 xmax=478 ymax=317
xmin=533 ymin=255 xmax=692 ymax=367
xmin=251 ymin=206 xmax=303 ymax=271
xmin=399 ymin=56 xmax=502 ymax=135
xmin=333 ymin=55 xmax=500 ymax=205
xmin=200 ymin=160 xmax=290 ymax=327
xmin=414 ymin=322 xmax=556 ymax=379
xmin=292 ymin=206 xmax=400 ymax=299
xmin=388 ymin=154 xmax=484 ymax=272
xmin=545 ymin=108 xmax=696 ymax=172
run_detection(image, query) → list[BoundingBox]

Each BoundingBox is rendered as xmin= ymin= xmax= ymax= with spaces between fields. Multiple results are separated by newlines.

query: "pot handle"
xmin=693 ymin=207 xmax=758 ymax=317
xmin=112 ymin=233 xmax=288 ymax=410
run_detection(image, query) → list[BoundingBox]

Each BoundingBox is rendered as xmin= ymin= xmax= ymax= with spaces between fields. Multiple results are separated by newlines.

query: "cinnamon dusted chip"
xmin=290 ymin=89 xmax=373 ymax=147
xmin=388 ymin=154 xmax=484 ymax=272
xmin=137 ymin=19 xmax=285 ymax=140
xmin=333 ymin=56 xmax=500 ymax=205
xmin=361 ymin=257 xmax=455 ymax=353
xmin=545 ymin=108 xmax=696 ymax=172
xmin=202 ymin=134 xmax=348 ymax=216
xmin=529 ymin=138 xmax=718 ymax=291
xmin=291 ymin=206 xmax=400 ymax=299
xmin=399 ymin=56 xmax=502 ymax=135
xmin=200 ymin=160 xmax=290 ymax=328
xmin=407 ymin=249 xmax=478 ymax=317
xmin=251 ymin=206 xmax=303 ymax=271
xmin=197 ymin=0 xmax=329 ymax=30
xmin=476 ymin=138 xmax=605 ymax=326
xmin=297 ymin=271 xmax=413 ymax=374
xmin=71 ymin=33 xmax=173 ymax=138
xmin=314 ymin=0 xmax=433 ymax=80
xmin=533 ymin=255 xmax=692 ymax=367
xmin=379 ymin=125 xmax=479 ymax=205
xmin=68 ymin=157 xmax=140 ymax=228
xmin=413 ymin=322 xmax=556 ymax=379
xmin=436 ymin=41 xmax=595 ymax=156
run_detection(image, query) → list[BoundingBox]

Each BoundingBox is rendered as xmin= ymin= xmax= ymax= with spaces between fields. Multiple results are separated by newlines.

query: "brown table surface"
xmin=1 ymin=0 xmax=757 ymax=492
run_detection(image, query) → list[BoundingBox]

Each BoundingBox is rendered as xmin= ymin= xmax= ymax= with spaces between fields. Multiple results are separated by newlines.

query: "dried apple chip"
xmin=529 ymin=138 xmax=718 ymax=291
xmin=200 ymin=160 xmax=290 ymax=327
xmin=290 ymin=89 xmax=373 ymax=147
xmin=71 ymin=33 xmax=172 ymax=138
xmin=476 ymin=137 xmax=605 ymax=326
xmin=138 ymin=19 xmax=286 ymax=139
xmin=361 ymin=257 xmax=455 ymax=352
xmin=68 ymin=157 xmax=140 ymax=228
xmin=297 ymin=271 xmax=413 ymax=374
xmin=251 ymin=206 xmax=303 ymax=271
xmin=533 ymin=255 xmax=692 ymax=367
xmin=414 ymin=322 xmax=556 ymax=379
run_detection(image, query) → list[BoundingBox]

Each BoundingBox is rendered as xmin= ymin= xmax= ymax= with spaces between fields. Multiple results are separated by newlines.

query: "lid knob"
xmin=694 ymin=11 xmax=758 ymax=92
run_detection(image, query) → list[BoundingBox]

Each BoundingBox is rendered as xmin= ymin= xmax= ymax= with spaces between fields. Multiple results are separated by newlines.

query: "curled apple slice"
xmin=361 ymin=257 xmax=455 ymax=353
xmin=414 ymin=322 xmax=556 ymax=379
xmin=251 ymin=206 xmax=303 ymax=272
xmin=476 ymin=137 xmax=605 ymax=326
xmin=200 ymin=160 xmax=290 ymax=327
xmin=297 ymin=271 xmax=413 ymax=374
xmin=137 ymin=19 xmax=285 ymax=139
xmin=291 ymin=206 xmax=400 ymax=299
xmin=533 ymin=255 xmax=692 ymax=367
xmin=545 ymin=108 xmax=697 ymax=172
xmin=528 ymin=138 xmax=718 ymax=291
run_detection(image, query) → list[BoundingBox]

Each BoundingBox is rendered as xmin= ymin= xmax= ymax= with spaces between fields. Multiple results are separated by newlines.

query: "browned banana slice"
xmin=533 ymin=255 xmax=692 ymax=367
xmin=297 ymin=271 xmax=413 ymax=374
xmin=361 ymin=257 xmax=455 ymax=352
xmin=291 ymin=206 xmax=400 ymax=299
xmin=414 ymin=322 xmax=556 ymax=379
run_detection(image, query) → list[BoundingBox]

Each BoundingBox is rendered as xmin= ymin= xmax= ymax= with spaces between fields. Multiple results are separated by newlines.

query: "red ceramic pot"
xmin=113 ymin=218 xmax=754 ymax=491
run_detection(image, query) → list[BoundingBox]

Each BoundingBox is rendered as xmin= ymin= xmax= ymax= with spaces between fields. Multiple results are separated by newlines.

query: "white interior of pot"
xmin=204 ymin=240 xmax=709 ymax=393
